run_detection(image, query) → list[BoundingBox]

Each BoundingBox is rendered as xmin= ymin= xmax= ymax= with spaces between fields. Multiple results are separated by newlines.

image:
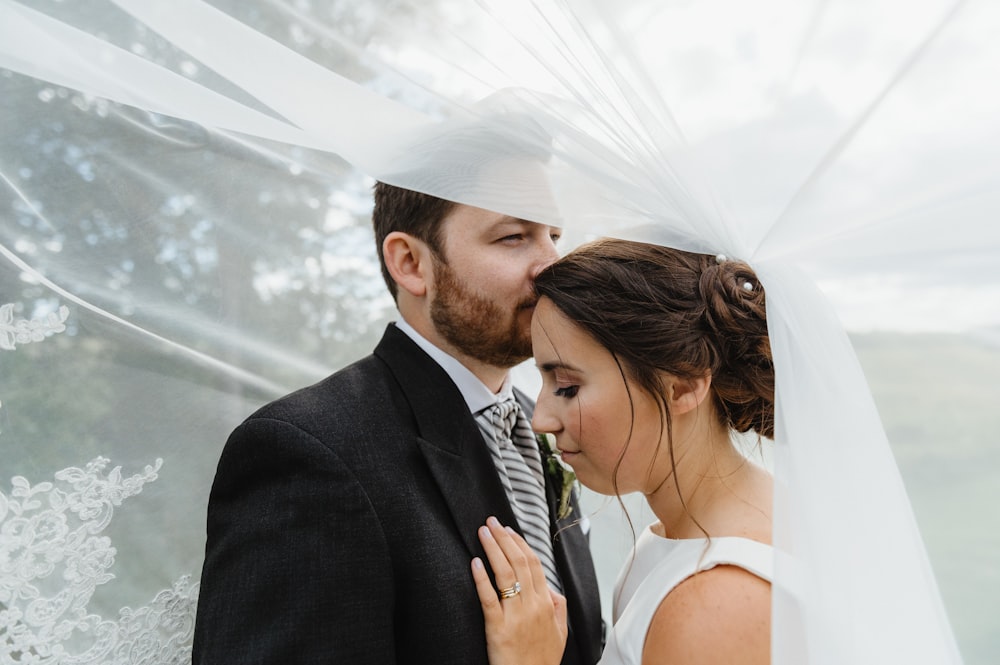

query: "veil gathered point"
xmin=2 ymin=0 xmax=998 ymax=663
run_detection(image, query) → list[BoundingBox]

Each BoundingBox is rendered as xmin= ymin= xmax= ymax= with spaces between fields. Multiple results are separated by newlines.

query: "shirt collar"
xmin=395 ymin=318 xmax=512 ymax=415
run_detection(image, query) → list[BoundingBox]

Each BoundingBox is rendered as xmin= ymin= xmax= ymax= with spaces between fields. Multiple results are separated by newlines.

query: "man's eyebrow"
xmin=496 ymin=216 xmax=529 ymax=226
xmin=500 ymin=215 xmax=559 ymax=227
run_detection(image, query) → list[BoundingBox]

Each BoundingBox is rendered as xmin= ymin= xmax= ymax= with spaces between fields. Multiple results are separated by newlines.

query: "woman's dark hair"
xmin=534 ymin=238 xmax=773 ymax=511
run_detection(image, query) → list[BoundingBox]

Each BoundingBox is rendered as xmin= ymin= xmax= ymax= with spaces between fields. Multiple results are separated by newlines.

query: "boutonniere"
xmin=536 ymin=433 xmax=576 ymax=520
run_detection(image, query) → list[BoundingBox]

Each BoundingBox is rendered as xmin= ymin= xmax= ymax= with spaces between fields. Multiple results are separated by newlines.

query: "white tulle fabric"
xmin=3 ymin=0 xmax=996 ymax=662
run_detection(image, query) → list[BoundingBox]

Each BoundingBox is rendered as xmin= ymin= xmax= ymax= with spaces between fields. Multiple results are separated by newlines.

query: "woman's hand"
xmin=471 ymin=517 xmax=568 ymax=665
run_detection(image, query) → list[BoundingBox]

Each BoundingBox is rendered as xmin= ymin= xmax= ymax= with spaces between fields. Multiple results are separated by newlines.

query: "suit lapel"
xmin=377 ymin=327 xmax=603 ymax=659
xmin=375 ymin=325 xmax=518 ymax=558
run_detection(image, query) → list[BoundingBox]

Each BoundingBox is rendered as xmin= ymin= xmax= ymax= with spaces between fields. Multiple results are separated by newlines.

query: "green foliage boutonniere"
xmin=536 ymin=432 xmax=576 ymax=520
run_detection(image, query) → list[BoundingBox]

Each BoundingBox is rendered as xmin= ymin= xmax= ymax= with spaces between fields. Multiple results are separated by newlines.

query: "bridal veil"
xmin=2 ymin=1 xmax=997 ymax=662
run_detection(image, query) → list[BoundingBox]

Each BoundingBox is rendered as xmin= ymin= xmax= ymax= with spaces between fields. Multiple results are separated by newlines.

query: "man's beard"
xmin=429 ymin=257 xmax=534 ymax=369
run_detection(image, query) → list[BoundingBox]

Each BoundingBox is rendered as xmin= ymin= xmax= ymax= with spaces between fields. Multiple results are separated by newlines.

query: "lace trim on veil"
xmin=1 ymin=453 xmax=199 ymax=664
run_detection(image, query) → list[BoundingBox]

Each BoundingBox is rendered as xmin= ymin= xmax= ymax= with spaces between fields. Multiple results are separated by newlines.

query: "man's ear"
xmin=668 ymin=373 xmax=712 ymax=416
xmin=383 ymin=231 xmax=433 ymax=298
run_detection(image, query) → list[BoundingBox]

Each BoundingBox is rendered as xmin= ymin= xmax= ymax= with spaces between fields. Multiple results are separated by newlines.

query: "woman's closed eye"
xmin=554 ymin=385 xmax=579 ymax=398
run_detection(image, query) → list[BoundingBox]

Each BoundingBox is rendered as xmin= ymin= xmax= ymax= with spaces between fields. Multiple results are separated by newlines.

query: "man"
xmin=192 ymin=183 xmax=603 ymax=664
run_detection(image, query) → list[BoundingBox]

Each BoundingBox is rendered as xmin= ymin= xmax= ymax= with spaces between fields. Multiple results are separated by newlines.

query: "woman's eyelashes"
xmin=554 ymin=385 xmax=579 ymax=398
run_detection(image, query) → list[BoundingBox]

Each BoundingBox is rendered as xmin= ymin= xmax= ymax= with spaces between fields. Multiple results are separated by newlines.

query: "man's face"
xmin=429 ymin=204 xmax=561 ymax=369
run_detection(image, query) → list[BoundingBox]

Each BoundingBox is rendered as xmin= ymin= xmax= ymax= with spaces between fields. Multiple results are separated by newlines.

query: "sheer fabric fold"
xmin=3 ymin=0 xmax=995 ymax=662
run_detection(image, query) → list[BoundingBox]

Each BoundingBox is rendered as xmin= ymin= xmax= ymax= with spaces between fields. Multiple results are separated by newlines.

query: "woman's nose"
xmin=531 ymin=396 xmax=560 ymax=435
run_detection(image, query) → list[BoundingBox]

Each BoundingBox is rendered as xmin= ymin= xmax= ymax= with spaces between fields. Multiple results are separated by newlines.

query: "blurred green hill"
xmin=853 ymin=330 xmax=1000 ymax=664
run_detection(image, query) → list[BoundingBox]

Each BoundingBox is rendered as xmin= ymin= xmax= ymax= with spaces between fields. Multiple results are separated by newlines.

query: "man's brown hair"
xmin=372 ymin=182 xmax=456 ymax=300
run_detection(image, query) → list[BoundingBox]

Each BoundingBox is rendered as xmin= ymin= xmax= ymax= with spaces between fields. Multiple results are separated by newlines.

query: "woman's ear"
xmin=383 ymin=231 xmax=432 ymax=298
xmin=668 ymin=373 xmax=712 ymax=416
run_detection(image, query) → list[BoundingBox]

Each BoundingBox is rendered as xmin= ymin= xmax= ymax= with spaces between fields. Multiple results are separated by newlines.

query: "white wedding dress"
xmin=2 ymin=0 xmax=996 ymax=662
xmin=600 ymin=527 xmax=774 ymax=665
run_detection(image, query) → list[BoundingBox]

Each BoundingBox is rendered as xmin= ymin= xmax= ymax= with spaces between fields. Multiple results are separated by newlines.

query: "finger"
xmin=478 ymin=523 xmax=517 ymax=592
xmin=486 ymin=518 xmax=533 ymax=593
xmin=549 ymin=588 xmax=569 ymax=639
xmin=504 ymin=526 xmax=549 ymax=597
xmin=471 ymin=557 xmax=504 ymax=624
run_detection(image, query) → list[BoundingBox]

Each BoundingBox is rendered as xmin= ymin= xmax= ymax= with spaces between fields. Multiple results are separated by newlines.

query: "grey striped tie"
xmin=476 ymin=398 xmax=563 ymax=593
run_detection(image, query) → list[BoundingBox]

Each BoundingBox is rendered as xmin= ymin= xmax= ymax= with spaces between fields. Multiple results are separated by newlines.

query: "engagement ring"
xmin=499 ymin=582 xmax=521 ymax=599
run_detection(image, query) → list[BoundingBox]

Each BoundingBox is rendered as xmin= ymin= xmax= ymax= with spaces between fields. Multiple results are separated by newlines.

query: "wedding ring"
xmin=499 ymin=581 xmax=521 ymax=599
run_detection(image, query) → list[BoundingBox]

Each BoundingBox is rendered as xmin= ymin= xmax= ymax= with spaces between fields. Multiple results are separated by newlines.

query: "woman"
xmin=472 ymin=238 xmax=774 ymax=664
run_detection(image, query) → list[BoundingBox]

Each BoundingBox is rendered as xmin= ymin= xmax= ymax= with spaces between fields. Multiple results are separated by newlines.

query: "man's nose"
xmin=530 ymin=234 xmax=561 ymax=278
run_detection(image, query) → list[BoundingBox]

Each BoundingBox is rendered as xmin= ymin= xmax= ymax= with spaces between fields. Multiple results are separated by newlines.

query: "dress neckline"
xmin=642 ymin=521 xmax=771 ymax=548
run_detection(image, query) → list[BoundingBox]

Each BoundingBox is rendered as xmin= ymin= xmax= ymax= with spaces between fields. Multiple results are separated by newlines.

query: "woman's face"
xmin=530 ymin=297 xmax=669 ymax=496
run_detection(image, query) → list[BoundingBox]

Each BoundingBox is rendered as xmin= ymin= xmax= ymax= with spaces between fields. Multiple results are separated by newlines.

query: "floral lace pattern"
xmin=0 ymin=458 xmax=200 ymax=664
xmin=0 ymin=304 xmax=70 ymax=352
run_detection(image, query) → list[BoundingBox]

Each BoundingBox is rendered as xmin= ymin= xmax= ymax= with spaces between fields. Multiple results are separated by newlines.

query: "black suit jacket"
xmin=192 ymin=324 xmax=603 ymax=664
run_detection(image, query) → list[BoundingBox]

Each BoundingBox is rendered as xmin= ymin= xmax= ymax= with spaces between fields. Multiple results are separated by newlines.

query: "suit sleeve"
xmin=192 ymin=417 xmax=394 ymax=664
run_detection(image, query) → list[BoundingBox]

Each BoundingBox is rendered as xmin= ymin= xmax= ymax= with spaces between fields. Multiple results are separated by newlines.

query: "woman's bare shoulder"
xmin=641 ymin=564 xmax=771 ymax=665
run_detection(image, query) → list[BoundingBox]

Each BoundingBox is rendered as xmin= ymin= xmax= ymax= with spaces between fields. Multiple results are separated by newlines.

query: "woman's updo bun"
xmin=697 ymin=255 xmax=774 ymax=438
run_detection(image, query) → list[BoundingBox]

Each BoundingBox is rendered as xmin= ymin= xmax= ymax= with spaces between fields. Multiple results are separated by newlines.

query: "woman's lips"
xmin=557 ymin=449 xmax=579 ymax=462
